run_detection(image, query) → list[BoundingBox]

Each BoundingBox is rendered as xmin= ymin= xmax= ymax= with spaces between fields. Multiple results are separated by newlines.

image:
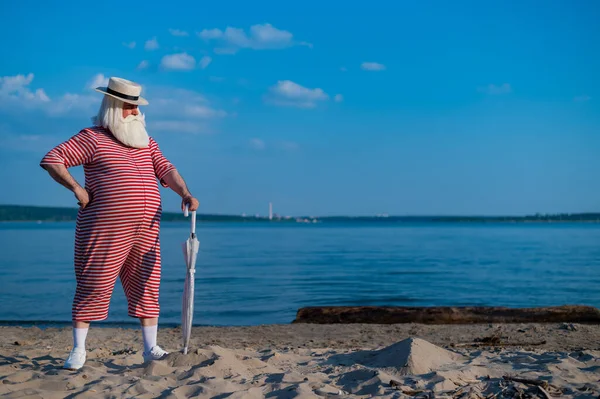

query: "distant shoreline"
xmin=1 ymin=205 xmax=599 ymax=223
xmin=2 ymin=219 xmax=600 ymax=225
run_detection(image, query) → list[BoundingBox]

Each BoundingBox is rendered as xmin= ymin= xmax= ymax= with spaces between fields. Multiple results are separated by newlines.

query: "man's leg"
xmin=139 ymin=317 xmax=158 ymax=353
xmin=65 ymin=226 xmax=136 ymax=370
xmin=72 ymin=321 xmax=90 ymax=352
xmin=120 ymin=216 xmax=166 ymax=361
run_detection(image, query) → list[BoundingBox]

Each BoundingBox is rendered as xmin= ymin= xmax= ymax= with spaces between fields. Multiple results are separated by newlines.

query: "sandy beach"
xmin=1 ymin=322 xmax=599 ymax=398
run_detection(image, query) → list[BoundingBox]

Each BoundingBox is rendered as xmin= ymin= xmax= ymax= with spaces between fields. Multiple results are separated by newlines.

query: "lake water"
xmin=1 ymin=222 xmax=599 ymax=326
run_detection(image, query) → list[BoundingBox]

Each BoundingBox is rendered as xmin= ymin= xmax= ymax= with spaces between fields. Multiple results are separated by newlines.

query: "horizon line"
xmin=1 ymin=204 xmax=599 ymax=219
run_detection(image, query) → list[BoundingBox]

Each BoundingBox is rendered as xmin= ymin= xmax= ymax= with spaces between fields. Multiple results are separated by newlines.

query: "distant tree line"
xmin=0 ymin=205 xmax=598 ymax=223
xmin=0 ymin=205 xmax=285 ymax=223
xmin=317 ymin=213 xmax=600 ymax=223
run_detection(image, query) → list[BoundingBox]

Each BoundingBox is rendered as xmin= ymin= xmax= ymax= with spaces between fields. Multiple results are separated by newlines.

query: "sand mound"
xmin=165 ymin=350 xmax=215 ymax=368
xmin=371 ymin=337 xmax=464 ymax=375
xmin=330 ymin=337 xmax=463 ymax=375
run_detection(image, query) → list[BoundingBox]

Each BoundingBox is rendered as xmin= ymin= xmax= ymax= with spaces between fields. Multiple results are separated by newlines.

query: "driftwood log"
xmin=292 ymin=305 xmax=600 ymax=324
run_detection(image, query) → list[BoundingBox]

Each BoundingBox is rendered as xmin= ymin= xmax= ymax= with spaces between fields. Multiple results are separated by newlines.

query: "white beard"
xmin=108 ymin=112 xmax=149 ymax=149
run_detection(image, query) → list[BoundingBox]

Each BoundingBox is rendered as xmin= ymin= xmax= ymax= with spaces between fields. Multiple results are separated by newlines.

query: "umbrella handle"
xmin=184 ymin=205 xmax=197 ymax=236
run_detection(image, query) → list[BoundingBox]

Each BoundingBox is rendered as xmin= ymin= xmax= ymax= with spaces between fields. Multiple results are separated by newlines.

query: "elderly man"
xmin=40 ymin=77 xmax=199 ymax=370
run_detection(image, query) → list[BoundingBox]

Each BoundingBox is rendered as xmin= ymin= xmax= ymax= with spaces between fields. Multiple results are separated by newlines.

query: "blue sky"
xmin=0 ymin=0 xmax=598 ymax=216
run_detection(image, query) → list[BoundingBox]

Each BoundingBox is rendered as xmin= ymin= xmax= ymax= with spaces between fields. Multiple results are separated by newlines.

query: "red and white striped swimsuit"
xmin=40 ymin=126 xmax=175 ymax=321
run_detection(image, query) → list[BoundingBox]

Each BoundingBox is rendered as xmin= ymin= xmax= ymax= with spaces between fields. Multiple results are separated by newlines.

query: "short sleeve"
xmin=40 ymin=129 xmax=98 ymax=168
xmin=149 ymin=137 xmax=176 ymax=187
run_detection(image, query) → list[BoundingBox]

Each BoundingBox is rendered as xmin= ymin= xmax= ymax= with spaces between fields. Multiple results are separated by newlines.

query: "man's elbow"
xmin=40 ymin=163 xmax=65 ymax=174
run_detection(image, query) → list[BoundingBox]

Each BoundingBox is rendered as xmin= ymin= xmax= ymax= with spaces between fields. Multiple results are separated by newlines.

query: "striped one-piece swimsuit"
xmin=40 ymin=126 xmax=175 ymax=321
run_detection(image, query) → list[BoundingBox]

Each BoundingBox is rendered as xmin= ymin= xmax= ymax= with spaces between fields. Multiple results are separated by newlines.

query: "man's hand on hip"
xmin=74 ymin=187 xmax=90 ymax=209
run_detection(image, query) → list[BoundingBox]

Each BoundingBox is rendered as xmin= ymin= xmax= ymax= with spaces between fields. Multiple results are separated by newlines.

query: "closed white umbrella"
xmin=181 ymin=205 xmax=199 ymax=354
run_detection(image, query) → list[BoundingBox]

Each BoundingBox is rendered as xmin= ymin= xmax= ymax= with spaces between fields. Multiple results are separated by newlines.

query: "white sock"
xmin=73 ymin=327 xmax=89 ymax=351
xmin=141 ymin=325 xmax=158 ymax=353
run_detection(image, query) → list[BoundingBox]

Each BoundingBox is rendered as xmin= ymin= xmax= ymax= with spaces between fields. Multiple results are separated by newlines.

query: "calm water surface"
xmin=1 ymin=222 xmax=599 ymax=326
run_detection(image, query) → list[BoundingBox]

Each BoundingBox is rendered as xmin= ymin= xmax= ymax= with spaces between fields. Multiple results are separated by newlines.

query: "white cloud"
xmin=199 ymin=56 xmax=212 ymax=69
xmin=247 ymin=24 xmax=292 ymax=47
xmin=199 ymin=28 xmax=223 ymax=40
xmin=160 ymin=53 xmax=196 ymax=70
xmin=147 ymin=87 xmax=208 ymax=106
xmin=249 ymin=139 xmax=299 ymax=152
xmin=0 ymin=130 xmax=57 ymax=153
xmin=477 ymin=83 xmax=512 ymax=95
xmin=0 ymin=73 xmax=104 ymax=116
xmin=137 ymin=60 xmax=149 ymax=70
xmin=87 ymin=73 xmax=108 ymax=89
xmin=123 ymin=41 xmax=136 ymax=49
xmin=266 ymin=80 xmax=328 ymax=108
xmin=0 ymin=73 xmax=227 ymax=130
xmin=145 ymin=37 xmax=159 ymax=50
xmin=0 ymin=74 xmax=229 ymax=134
xmin=574 ymin=95 xmax=591 ymax=102
xmin=214 ymin=47 xmax=238 ymax=55
xmin=169 ymin=29 xmax=189 ymax=37
xmin=0 ymin=73 xmax=100 ymax=115
xmin=250 ymin=138 xmax=266 ymax=150
xmin=279 ymin=141 xmax=299 ymax=151
xmin=198 ymin=23 xmax=308 ymax=54
xmin=46 ymin=93 xmax=100 ymax=116
xmin=0 ymin=73 xmax=50 ymax=106
xmin=361 ymin=62 xmax=386 ymax=71
xmin=17 ymin=134 xmax=42 ymax=142
xmin=334 ymin=94 xmax=344 ymax=102
xmin=184 ymin=104 xmax=226 ymax=118
xmin=0 ymin=73 xmax=103 ymax=116
xmin=150 ymin=120 xmax=210 ymax=134
xmin=143 ymin=86 xmax=227 ymax=134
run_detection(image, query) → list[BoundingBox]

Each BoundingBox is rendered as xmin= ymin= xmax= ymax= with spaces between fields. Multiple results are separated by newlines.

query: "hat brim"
xmin=94 ymin=87 xmax=149 ymax=106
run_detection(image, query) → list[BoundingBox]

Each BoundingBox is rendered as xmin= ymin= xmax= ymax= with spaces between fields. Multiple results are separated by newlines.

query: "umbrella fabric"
xmin=181 ymin=206 xmax=199 ymax=354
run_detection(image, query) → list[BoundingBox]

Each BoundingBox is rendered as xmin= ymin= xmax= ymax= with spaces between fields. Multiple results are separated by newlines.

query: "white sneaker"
xmin=63 ymin=348 xmax=86 ymax=370
xmin=143 ymin=345 xmax=169 ymax=362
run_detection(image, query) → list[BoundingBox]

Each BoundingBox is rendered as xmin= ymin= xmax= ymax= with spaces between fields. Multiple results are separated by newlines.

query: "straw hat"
xmin=94 ymin=77 xmax=148 ymax=106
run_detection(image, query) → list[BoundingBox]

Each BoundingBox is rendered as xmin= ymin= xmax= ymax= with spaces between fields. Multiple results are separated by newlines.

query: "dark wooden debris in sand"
xmin=292 ymin=305 xmax=600 ymax=324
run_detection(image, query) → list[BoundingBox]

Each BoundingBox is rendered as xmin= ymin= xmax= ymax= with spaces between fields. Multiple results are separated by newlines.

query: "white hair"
xmin=92 ymin=96 xmax=149 ymax=148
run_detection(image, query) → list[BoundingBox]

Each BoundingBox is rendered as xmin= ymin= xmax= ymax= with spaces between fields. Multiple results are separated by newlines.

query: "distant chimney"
xmin=269 ymin=202 xmax=273 ymax=220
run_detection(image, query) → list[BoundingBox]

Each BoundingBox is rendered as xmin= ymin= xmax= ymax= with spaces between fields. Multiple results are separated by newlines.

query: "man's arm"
xmin=161 ymin=170 xmax=199 ymax=211
xmin=41 ymin=164 xmax=90 ymax=207
xmin=42 ymin=164 xmax=83 ymax=192
xmin=39 ymin=129 xmax=98 ymax=208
